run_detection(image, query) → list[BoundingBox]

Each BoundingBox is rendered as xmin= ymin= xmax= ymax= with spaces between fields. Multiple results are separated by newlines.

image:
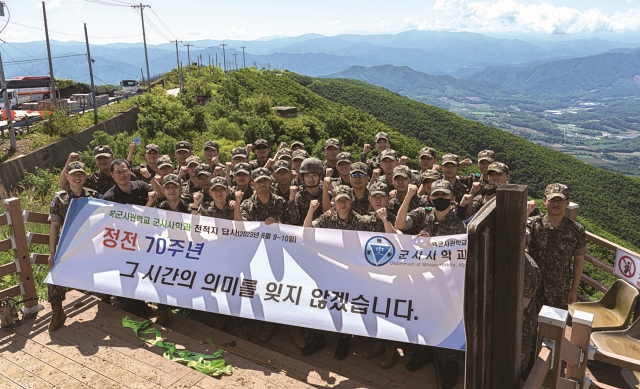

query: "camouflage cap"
xmin=254 ymin=139 xmax=269 ymax=147
xmin=209 ymin=176 xmax=228 ymax=189
xmin=419 ymin=147 xmax=436 ymax=159
xmin=478 ymin=149 xmax=496 ymax=163
xmin=350 ymin=162 xmax=368 ymax=175
xmin=145 ymin=144 xmax=160 ymax=153
xmin=195 ymin=163 xmax=212 ymax=177
xmin=232 ymin=147 xmax=248 ymax=159
xmin=175 ymin=141 xmax=192 ymax=152
xmin=274 ymin=159 xmax=291 ymax=173
xmin=67 ymin=161 xmax=86 ymax=174
xmin=545 ymin=183 xmax=569 ymax=200
xmin=487 ymin=162 xmax=509 ymax=174
xmin=161 ymin=174 xmax=181 ymax=187
xmin=252 ymin=167 xmax=271 ymax=182
xmin=186 ymin=155 xmax=201 ymax=167
xmin=156 ymin=155 xmax=173 ymax=168
xmin=277 ymin=148 xmax=293 ymax=160
xmin=441 ymin=154 xmax=459 ymax=165
xmin=333 ymin=185 xmax=353 ymax=201
xmin=375 ymin=132 xmax=390 ymax=142
xmin=291 ymin=141 xmax=305 ymax=150
xmin=431 ymin=179 xmax=454 ymax=195
xmin=369 ymin=180 xmax=389 ymax=196
xmin=292 ymin=149 xmax=309 ymax=161
xmin=233 ymin=162 xmax=251 ymax=175
xmin=336 ymin=152 xmax=354 ymax=164
xmin=420 ymin=169 xmax=440 ymax=182
xmin=393 ymin=165 xmax=411 ymax=179
xmin=93 ymin=145 xmax=113 ymax=158
xmin=324 ymin=138 xmax=341 ymax=149
xmin=380 ymin=149 xmax=398 ymax=161
xmin=204 ymin=140 xmax=219 ymax=150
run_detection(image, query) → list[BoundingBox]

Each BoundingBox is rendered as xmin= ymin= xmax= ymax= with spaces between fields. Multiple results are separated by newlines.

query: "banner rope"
xmin=121 ymin=316 xmax=233 ymax=377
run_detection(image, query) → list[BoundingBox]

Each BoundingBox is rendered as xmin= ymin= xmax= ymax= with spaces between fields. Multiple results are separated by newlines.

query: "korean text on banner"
xmin=45 ymin=198 xmax=468 ymax=350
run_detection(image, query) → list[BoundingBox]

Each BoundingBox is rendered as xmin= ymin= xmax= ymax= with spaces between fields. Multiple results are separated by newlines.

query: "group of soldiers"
xmin=47 ymin=131 xmax=589 ymax=386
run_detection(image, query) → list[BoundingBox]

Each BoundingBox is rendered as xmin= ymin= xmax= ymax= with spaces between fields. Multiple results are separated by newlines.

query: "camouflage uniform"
xmin=450 ymin=178 xmax=469 ymax=204
xmin=199 ymin=202 xmax=235 ymax=219
xmin=352 ymin=188 xmax=371 ymax=216
xmin=48 ymin=185 xmax=100 ymax=304
xmin=323 ymin=161 xmax=341 ymax=179
xmin=291 ymin=186 xmax=323 ymax=225
xmin=313 ymin=210 xmax=362 ymax=229
xmin=361 ymin=155 xmax=380 ymax=176
xmin=527 ymin=213 xmax=589 ymax=309
xmin=84 ymin=171 xmax=118 ymax=195
xmin=521 ymin=253 xmax=541 ymax=377
xmin=157 ymin=198 xmax=191 ymax=213
xmin=355 ymin=181 xmax=392 ymax=232
xmin=459 ymin=150 xmax=495 ymax=189
xmin=228 ymin=185 xmax=254 ymax=203
xmin=241 ymin=192 xmax=293 ymax=223
xmin=389 ymin=195 xmax=430 ymax=235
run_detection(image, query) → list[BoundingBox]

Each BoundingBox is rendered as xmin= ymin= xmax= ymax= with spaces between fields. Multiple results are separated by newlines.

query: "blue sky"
xmin=2 ymin=0 xmax=640 ymax=44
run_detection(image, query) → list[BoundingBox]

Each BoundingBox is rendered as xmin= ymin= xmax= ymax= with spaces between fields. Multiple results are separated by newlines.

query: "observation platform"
xmin=0 ymin=290 xmax=461 ymax=388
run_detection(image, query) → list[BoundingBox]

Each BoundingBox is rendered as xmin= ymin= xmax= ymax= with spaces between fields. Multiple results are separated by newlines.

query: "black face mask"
xmin=432 ymin=198 xmax=451 ymax=212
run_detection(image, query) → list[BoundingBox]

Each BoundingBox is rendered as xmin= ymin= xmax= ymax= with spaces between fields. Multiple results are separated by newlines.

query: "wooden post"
xmin=537 ymin=305 xmax=569 ymax=388
xmin=491 ymin=184 xmax=527 ymax=388
xmin=566 ymin=310 xmax=594 ymax=385
xmin=565 ymin=202 xmax=578 ymax=221
xmin=4 ymin=197 xmax=42 ymax=317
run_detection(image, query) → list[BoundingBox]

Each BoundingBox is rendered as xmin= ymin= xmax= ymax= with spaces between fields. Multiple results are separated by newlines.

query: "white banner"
xmin=614 ymin=248 xmax=640 ymax=290
xmin=46 ymin=198 xmax=468 ymax=350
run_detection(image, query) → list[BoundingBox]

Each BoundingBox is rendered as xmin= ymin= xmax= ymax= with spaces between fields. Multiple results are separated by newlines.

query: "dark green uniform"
xmin=312 ymin=210 xmax=362 ymax=229
xmin=241 ymin=193 xmax=293 ymax=223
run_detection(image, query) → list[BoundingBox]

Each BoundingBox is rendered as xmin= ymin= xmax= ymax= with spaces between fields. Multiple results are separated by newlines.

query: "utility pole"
xmin=42 ymin=1 xmax=57 ymax=107
xmin=183 ymin=43 xmax=193 ymax=73
xmin=140 ymin=68 xmax=145 ymax=86
xmin=240 ymin=46 xmax=246 ymax=68
xmin=220 ymin=43 xmax=227 ymax=74
xmin=84 ymin=23 xmax=98 ymax=125
xmin=215 ymin=53 xmax=218 ymax=70
xmin=0 ymin=52 xmax=16 ymax=151
xmin=233 ymin=53 xmax=238 ymax=71
xmin=131 ymin=3 xmax=151 ymax=86
xmin=171 ymin=40 xmax=182 ymax=91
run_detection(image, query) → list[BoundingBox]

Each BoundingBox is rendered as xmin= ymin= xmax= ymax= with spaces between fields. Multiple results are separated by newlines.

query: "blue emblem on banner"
xmin=364 ymin=236 xmax=395 ymax=267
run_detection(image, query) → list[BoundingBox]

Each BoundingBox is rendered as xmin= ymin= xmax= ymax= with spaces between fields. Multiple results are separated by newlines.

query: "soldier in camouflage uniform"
xmin=231 ymin=146 xmax=249 ymax=165
xmin=59 ymin=146 xmax=134 ymax=195
xmin=398 ymin=180 xmax=466 ymax=383
xmin=228 ymin=162 xmax=254 ymax=203
xmin=181 ymin=155 xmax=201 ymax=189
xmin=441 ymin=154 xmax=469 ymax=203
xmin=417 ymin=169 xmax=440 ymax=198
xmin=291 ymin=141 xmax=305 ymax=151
xmin=275 ymin=147 xmax=293 ymax=163
xmin=321 ymin=151 xmax=353 ymax=212
xmin=182 ymin=164 xmax=213 ymax=206
xmin=289 ymin=158 xmax=325 ymax=226
xmin=203 ymin=140 xmax=223 ymax=170
xmin=131 ymin=143 xmax=160 ymax=183
xmin=249 ymin=139 xmax=271 ymax=170
xmin=322 ymin=138 xmax=341 ymax=179
xmin=357 ymin=180 xmax=401 ymax=369
xmin=487 ymin=161 xmax=510 ymax=185
xmin=459 ymin=150 xmax=495 ymax=189
xmin=349 ymin=163 xmax=371 ymax=215
xmin=272 ymin=160 xmax=293 ymax=201
xmin=174 ymin=140 xmax=193 ymax=168
xmin=527 ymin=184 xmax=589 ymax=310
xmin=48 ymin=161 xmax=101 ymax=331
xmin=388 ymin=166 xmax=429 ymax=235
xmin=360 ymin=131 xmax=391 ymax=176
xmin=417 ymin=147 xmax=438 ymax=176
xmin=373 ymin=149 xmax=399 ymax=193
xmin=239 ymin=168 xmax=297 ymax=344
xmin=301 ymin=186 xmax=363 ymax=359
xmin=290 ymin=149 xmax=308 ymax=186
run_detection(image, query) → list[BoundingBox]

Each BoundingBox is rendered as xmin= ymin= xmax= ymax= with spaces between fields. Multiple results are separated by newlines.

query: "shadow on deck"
xmin=0 ymin=290 xmax=463 ymax=388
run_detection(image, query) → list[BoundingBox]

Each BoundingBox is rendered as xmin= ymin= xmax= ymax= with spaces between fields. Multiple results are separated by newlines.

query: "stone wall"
xmin=0 ymin=107 xmax=139 ymax=192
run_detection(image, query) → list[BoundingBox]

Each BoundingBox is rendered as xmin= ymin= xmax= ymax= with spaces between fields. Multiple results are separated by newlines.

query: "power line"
xmin=80 ymin=0 xmax=130 ymax=7
xmin=3 ymin=53 xmax=86 ymax=65
xmin=7 ymin=21 xmax=140 ymax=39
xmin=142 ymin=13 xmax=171 ymax=41
xmin=148 ymin=8 xmax=176 ymax=39
xmin=0 ymin=45 xmax=36 ymax=75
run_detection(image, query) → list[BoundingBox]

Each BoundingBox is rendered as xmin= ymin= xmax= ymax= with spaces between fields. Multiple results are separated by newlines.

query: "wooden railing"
xmin=0 ymin=197 xmax=52 ymax=316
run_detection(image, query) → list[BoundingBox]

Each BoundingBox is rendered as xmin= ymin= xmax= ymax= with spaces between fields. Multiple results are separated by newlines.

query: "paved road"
xmin=166 ymin=88 xmax=180 ymax=96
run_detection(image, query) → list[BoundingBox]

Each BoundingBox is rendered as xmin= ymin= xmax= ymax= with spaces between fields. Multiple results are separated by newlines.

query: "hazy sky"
xmin=2 ymin=0 xmax=640 ymax=44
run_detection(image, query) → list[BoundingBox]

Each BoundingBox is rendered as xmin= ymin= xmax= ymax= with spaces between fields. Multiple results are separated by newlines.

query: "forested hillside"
xmin=299 ymin=75 xmax=640 ymax=249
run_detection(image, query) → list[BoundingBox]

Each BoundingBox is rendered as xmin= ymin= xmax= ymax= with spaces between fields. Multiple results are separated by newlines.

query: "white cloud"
xmin=229 ymin=25 xmax=249 ymax=39
xmin=376 ymin=20 xmax=389 ymax=31
xmin=325 ymin=20 xmax=343 ymax=25
xmin=182 ymin=27 xmax=216 ymax=40
xmin=404 ymin=0 xmax=640 ymax=34
xmin=47 ymin=0 xmax=62 ymax=9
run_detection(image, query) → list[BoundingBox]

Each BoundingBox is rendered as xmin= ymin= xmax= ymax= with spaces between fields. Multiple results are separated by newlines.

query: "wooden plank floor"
xmin=0 ymin=291 xmax=460 ymax=389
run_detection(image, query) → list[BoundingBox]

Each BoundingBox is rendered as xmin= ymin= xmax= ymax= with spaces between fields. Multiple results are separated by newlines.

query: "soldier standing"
xmin=322 ymin=139 xmax=342 ymax=179
xmin=249 ymin=139 xmax=271 ymax=170
xmin=131 ymin=143 xmax=160 ymax=183
xmin=360 ymin=131 xmax=391 ymax=175
xmin=459 ymin=149 xmax=495 ymax=189
xmin=388 ymin=166 xmax=430 ymax=235
xmin=272 ymin=160 xmax=294 ymax=201
xmin=47 ymin=162 xmax=101 ymax=331
xmin=441 ymin=154 xmax=469 ymax=203
xmin=349 ymin=162 xmax=371 ymax=215
xmin=527 ymin=184 xmax=589 ymax=310
xmin=291 ymin=158 xmax=325 ymax=225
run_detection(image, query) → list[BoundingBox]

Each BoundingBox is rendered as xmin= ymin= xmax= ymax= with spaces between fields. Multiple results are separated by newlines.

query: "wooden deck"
xmin=0 ymin=290 xmax=462 ymax=388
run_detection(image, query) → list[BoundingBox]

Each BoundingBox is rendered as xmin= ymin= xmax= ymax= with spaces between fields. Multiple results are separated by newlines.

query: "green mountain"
xmin=327 ymin=65 xmax=510 ymax=107
xmin=469 ymin=50 xmax=640 ymax=97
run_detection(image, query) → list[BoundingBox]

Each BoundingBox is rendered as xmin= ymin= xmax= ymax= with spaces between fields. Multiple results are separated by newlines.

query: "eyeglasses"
xmin=350 ymin=172 xmax=367 ymax=178
xmin=113 ymin=169 xmax=130 ymax=176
